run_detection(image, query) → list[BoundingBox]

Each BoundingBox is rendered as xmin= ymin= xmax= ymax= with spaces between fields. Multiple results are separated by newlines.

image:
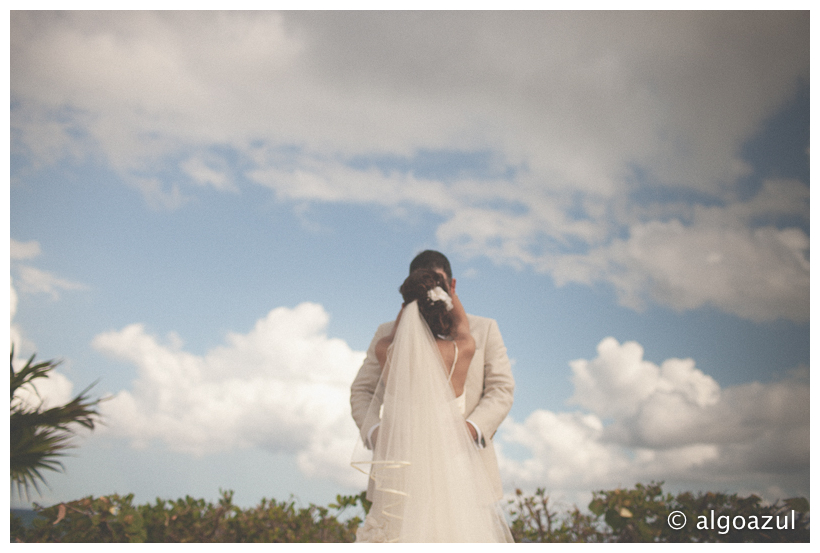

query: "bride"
xmin=352 ymin=269 xmax=513 ymax=542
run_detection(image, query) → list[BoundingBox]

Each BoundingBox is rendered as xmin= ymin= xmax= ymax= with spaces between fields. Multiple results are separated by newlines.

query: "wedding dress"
xmin=352 ymin=301 xmax=513 ymax=542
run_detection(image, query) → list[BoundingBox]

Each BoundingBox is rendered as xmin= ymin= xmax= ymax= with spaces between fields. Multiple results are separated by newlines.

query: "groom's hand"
xmin=466 ymin=421 xmax=477 ymax=441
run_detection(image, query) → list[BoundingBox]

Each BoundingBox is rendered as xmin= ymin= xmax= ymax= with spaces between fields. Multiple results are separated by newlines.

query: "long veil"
xmin=352 ymin=300 xmax=512 ymax=542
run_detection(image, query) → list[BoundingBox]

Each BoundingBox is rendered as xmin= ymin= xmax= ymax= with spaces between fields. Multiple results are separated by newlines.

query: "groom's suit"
xmin=350 ymin=313 xmax=515 ymax=501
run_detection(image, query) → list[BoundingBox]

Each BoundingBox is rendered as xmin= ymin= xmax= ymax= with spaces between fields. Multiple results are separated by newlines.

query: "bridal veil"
xmin=352 ymin=300 xmax=512 ymax=542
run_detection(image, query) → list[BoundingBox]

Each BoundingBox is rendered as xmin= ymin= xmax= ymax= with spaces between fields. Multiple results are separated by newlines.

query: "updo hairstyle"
xmin=400 ymin=269 xmax=453 ymax=338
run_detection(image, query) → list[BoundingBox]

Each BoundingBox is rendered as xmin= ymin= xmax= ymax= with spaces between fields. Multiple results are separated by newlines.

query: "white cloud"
xmin=181 ymin=155 xmax=236 ymax=192
xmin=13 ymin=265 xmax=87 ymax=300
xmin=130 ymin=176 xmax=190 ymax=211
xmin=550 ymin=180 xmax=809 ymax=322
xmin=10 ymin=280 xmax=18 ymax=322
xmin=92 ymin=302 xmax=367 ymax=488
xmin=248 ymin=155 xmax=452 ymax=210
xmin=11 ymin=238 xmax=87 ymax=301
xmin=12 ymin=11 xmax=807 ymax=191
xmin=497 ymin=337 xmax=809 ymax=503
xmin=10 ymin=280 xmax=28 ymax=359
xmin=79 ymin=317 xmax=809 ymax=502
xmin=10 ymin=12 xmax=809 ymax=322
xmin=11 ymin=239 xmax=41 ymax=260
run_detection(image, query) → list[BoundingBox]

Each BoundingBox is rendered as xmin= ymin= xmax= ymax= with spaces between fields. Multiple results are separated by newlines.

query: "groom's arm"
xmin=467 ymin=319 xmax=515 ymax=442
xmin=350 ymin=322 xmax=391 ymax=445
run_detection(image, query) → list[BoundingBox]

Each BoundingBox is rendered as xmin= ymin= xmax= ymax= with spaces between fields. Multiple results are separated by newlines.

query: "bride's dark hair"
xmin=400 ymin=269 xmax=453 ymax=338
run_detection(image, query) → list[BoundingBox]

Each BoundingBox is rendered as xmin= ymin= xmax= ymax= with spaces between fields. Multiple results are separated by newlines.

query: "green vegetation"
xmin=509 ymin=482 xmax=809 ymax=543
xmin=11 ymin=490 xmax=364 ymax=543
xmin=11 ymin=483 xmax=808 ymax=542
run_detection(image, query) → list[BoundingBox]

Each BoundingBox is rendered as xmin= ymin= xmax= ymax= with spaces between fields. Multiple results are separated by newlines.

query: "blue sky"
xmin=8 ymin=11 xmax=810 ymax=511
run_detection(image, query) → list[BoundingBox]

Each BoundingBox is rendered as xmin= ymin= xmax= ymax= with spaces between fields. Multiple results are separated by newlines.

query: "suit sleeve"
xmin=467 ymin=319 xmax=515 ymax=441
xmin=350 ymin=323 xmax=390 ymax=443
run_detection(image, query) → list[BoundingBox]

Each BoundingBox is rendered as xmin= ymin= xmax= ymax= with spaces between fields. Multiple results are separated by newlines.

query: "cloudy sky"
xmin=9 ymin=11 xmax=810 ymax=512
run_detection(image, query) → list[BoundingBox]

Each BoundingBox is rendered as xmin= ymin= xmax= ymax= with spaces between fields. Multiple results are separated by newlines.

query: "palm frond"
xmin=10 ymin=345 xmax=105 ymax=499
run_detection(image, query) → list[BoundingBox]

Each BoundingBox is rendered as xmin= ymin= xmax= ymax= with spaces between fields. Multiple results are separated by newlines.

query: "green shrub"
xmin=11 ymin=484 xmax=808 ymax=542
xmin=14 ymin=490 xmax=365 ymax=543
xmin=508 ymin=487 xmax=605 ymax=542
xmin=508 ymin=482 xmax=810 ymax=543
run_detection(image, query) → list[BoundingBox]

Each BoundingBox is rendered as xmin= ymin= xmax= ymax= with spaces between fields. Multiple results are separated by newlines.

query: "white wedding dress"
xmin=352 ymin=301 xmax=513 ymax=543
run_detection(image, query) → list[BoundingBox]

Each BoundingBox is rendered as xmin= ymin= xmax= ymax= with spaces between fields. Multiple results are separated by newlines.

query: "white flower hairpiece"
xmin=427 ymin=286 xmax=454 ymax=311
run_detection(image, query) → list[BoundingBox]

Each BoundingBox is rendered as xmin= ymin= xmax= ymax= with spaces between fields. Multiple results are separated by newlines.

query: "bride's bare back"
xmin=436 ymin=291 xmax=474 ymax=397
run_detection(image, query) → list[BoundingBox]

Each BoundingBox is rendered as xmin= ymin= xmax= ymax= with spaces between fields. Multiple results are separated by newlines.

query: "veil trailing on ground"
xmin=351 ymin=300 xmax=512 ymax=542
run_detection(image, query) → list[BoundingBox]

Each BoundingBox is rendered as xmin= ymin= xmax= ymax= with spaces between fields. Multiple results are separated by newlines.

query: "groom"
xmin=350 ymin=250 xmax=515 ymax=501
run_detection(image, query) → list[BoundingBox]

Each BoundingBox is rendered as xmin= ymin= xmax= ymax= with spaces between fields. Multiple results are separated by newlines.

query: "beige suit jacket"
xmin=350 ymin=313 xmax=515 ymax=500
